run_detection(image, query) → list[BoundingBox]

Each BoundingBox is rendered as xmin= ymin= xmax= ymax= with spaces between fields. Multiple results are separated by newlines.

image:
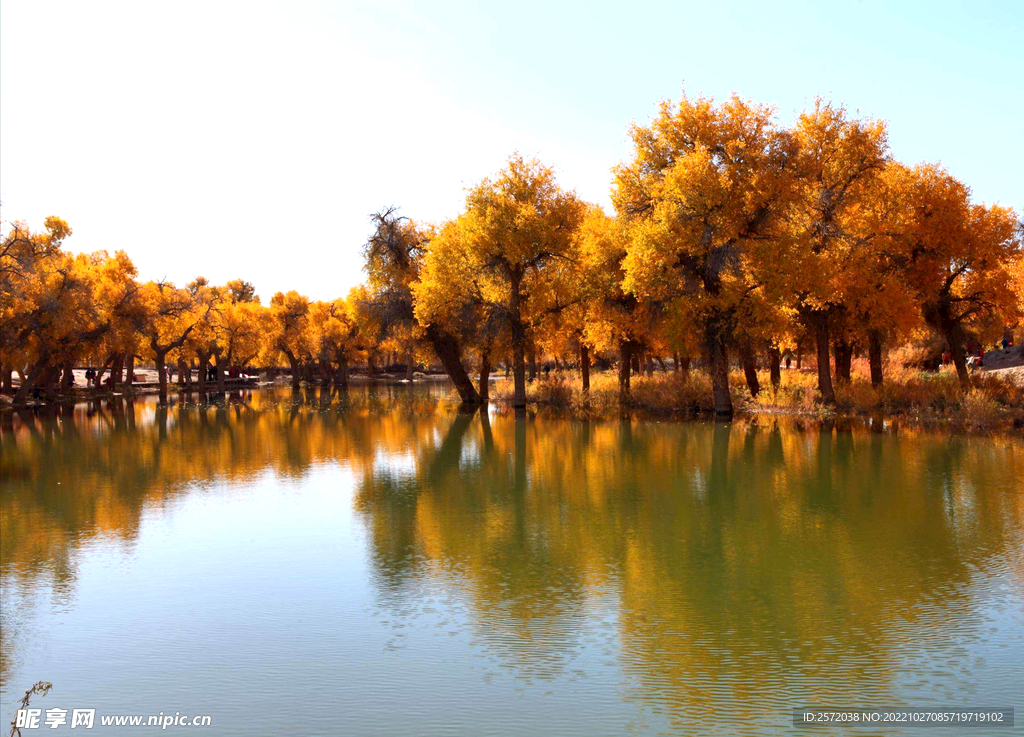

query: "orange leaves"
xmin=3 ymin=89 xmax=1020 ymax=394
xmin=269 ymin=289 xmax=311 ymax=358
xmin=0 ymin=219 xmax=145 ymax=370
xmin=785 ymin=101 xmax=891 ymax=314
xmin=415 ymin=154 xmax=586 ymax=350
xmin=616 ymin=92 xmax=794 ymax=347
xmin=461 ymin=153 xmax=585 ymax=272
xmin=411 ymin=219 xmax=475 ymax=332
xmin=886 ymin=164 xmax=1022 ymax=342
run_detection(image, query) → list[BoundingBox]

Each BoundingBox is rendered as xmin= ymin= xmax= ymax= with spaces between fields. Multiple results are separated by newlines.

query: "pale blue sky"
xmin=1 ymin=0 xmax=1021 ymax=300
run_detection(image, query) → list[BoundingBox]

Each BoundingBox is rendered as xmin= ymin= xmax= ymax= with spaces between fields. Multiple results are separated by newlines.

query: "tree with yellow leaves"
xmin=307 ymin=295 xmax=362 ymax=386
xmin=1009 ymin=243 xmax=1024 ymax=342
xmin=892 ymin=164 xmax=1021 ymax=385
xmin=138 ymin=280 xmax=208 ymax=397
xmin=784 ymin=100 xmax=889 ymax=403
xmin=362 ymin=207 xmax=481 ymax=403
xmin=175 ymin=277 xmax=223 ymax=394
xmin=1 ymin=216 xmax=72 ymax=392
xmin=575 ymin=205 xmax=661 ymax=400
xmin=3 ymin=86 xmax=1021 ymax=414
xmin=827 ymin=162 xmax=924 ymax=387
xmin=414 ymin=216 xmax=513 ymax=403
xmin=213 ymin=290 xmax=268 ymax=392
xmin=268 ymin=290 xmax=311 ymax=390
xmin=7 ymin=238 xmax=141 ymax=403
xmin=451 ymin=154 xmax=585 ymax=407
xmin=616 ymin=94 xmax=796 ymax=414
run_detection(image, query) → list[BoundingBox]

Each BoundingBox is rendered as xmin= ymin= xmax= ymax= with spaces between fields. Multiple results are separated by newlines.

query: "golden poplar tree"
xmin=451 ymin=154 xmax=585 ymax=407
xmin=616 ymin=94 xmax=795 ymax=415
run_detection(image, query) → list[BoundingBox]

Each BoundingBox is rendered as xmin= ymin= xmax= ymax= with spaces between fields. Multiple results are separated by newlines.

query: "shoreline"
xmin=485 ymin=369 xmax=1024 ymax=437
xmin=5 ymin=377 xmax=1021 ymax=439
xmin=490 ymin=399 xmax=1024 ymax=438
xmin=0 ymin=373 xmax=457 ymax=409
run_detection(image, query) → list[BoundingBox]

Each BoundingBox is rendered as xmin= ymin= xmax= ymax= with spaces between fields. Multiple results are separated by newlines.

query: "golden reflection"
xmin=2 ymin=389 xmax=1022 ymax=716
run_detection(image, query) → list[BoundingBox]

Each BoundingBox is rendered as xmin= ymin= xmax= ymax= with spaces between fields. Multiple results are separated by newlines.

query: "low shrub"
xmin=954 ymin=389 xmax=1003 ymax=428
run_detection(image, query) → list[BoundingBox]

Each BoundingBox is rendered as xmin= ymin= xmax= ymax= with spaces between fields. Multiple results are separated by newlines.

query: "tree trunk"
xmin=95 ymin=353 xmax=115 ymax=389
xmin=334 ymin=353 xmax=349 ymax=387
xmin=705 ymin=329 xmax=733 ymax=415
xmin=406 ymin=349 xmax=414 ymax=382
xmin=283 ymin=352 xmax=300 ymax=390
xmin=42 ymin=364 xmax=60 ymax=400
xmin=618 ymin=340 xmax=632 ymax=402
xmin=673 ymin=352 xmax=680 ymax=374
xmin=61 ymin=360 xmax=75 ymax=393
xmin=124 ymin=355 xmax=135 ymax=391
xmin=423 ymin=323 xmax=481 ymax=404
xmin=796 ymin=342 xmax=803 ymax=370
xmin=926 ymin=298 xmax=971 ymax=389
xmin=13 ymin=359 xmax=48 ymax=404
xmin=513 ymin=337 xmax=528 ymax=406
xmin=339 ymin=356 xmax=349 ymax=387
xmin=811 ymin=312 xmax=836 ymax=405
xmin=478 ymin=349 xmax=490 ymax=404
xmin=510 ymin=273 xmax=528 ymax=408
xmin=631 ymin=352 xmax=641 ymax=375
xmin=768 ymin=346 xmax=781 ymax=390
xmin=645 ymin=353 xmax=654 ymax=376
xmin=216 ymin=353 xmax=227 ymax=394
xmin=196 ymin=352 xmax=209 ymax=393
xmin=739 ymin=342 xmax=760 ymax=397
xmin=678 ymin=353 xmax=691 ymax=378
xmin=944 ymin=326 xmax=970 ymax=388
xmin=580 ymin=344 xmax=590 ymax=392
xmin=833 ymin=338 xmax=853 ymax=383
xmin=868 ymin=329 xmax=884 ymax=388
xmin=100 ymin=355 xmax=112 ymax=389
xmin=156 ymin=350 xmax=169 ymax=397
xmin=1 ymin=367 xmax=12 ymax=393
xmin=111 ymin=353 xmax=124 ymax=390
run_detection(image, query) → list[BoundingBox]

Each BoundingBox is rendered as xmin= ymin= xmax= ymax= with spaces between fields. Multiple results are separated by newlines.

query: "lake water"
xmin=2 ymin=386 xmax=1022 ymax=735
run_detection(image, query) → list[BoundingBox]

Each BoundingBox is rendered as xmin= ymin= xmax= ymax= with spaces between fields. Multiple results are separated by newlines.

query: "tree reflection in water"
xmin=2 ymin=386 xmax=1022 ymax=725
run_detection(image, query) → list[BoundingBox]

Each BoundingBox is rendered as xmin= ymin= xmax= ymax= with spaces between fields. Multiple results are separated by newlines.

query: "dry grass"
xmin=751 ymin=365 xmax=1024 ymax=428
xmin=490 ymin=361 xmax=1024 ymax=432
xmin=492 ymin=370 xmax=721 ymax=416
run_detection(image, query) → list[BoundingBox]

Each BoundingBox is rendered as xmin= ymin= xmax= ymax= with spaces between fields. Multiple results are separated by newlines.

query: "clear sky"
xmin=2 ymin=0 xmax=1021 ymax=301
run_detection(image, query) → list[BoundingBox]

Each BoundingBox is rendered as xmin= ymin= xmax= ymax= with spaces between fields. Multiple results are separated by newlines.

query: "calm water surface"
xmin=1 ymin=386 xmax=1022 ymax=735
